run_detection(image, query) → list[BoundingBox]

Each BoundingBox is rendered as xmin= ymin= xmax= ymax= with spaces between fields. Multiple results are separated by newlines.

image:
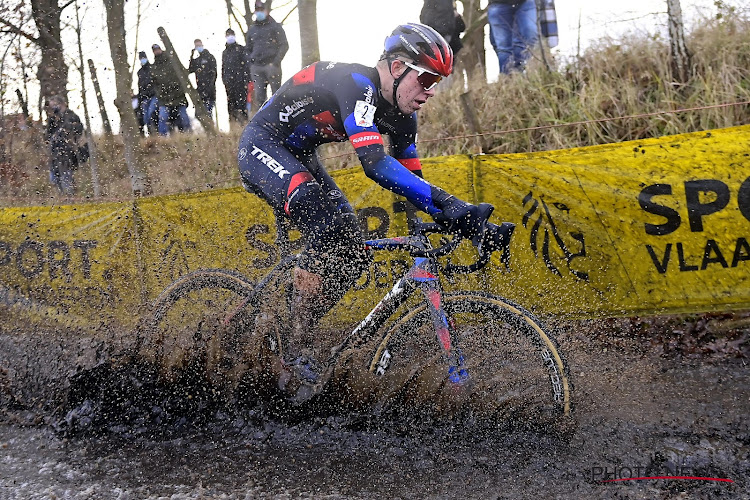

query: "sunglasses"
xmin=402 ymin=61 xmax=442 ymax=91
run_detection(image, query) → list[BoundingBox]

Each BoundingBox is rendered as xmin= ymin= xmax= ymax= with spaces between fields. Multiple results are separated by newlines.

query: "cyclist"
xmin=237 ymin=22 xmax=490 ymax=398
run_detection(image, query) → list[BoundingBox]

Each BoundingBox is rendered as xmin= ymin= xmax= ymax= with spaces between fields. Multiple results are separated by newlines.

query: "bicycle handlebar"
xmin=408 ymin=203 xmax=516 ymax=274
xmin=443 ymin=221 xmax=515 ymax=275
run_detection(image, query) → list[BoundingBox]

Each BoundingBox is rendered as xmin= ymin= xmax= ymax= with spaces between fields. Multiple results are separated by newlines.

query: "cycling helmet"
xmin=382 ymin=23 xmax=454 ymax=77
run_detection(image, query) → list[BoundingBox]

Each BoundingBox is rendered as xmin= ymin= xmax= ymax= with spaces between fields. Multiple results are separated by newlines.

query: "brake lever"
xmin=470 ymin=202 xmax=495 ymax=250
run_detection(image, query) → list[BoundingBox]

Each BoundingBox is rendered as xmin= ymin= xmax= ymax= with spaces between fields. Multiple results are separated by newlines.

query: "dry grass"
xmin=418 ymin=14 xmax=750 ymax=157
xmin=1 ymin=14 xmax=749 ymax=206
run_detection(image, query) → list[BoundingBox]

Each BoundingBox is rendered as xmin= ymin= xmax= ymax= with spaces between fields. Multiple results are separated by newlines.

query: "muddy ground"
xmin=0 ymin=316 xmax=748 ymax=499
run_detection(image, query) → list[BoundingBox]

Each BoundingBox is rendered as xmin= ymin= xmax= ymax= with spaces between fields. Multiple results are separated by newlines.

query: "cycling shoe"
xmin=277 ymin=353 xmax=324 ymax=404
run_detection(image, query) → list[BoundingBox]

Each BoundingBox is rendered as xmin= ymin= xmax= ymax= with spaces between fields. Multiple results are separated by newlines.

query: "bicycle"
xmin=138 ymin=203 xmax=573 ymax=428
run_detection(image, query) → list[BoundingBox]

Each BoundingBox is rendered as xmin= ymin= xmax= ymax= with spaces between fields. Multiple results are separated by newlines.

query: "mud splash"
xmin=1 ymin=317 xmax=748 ymax=498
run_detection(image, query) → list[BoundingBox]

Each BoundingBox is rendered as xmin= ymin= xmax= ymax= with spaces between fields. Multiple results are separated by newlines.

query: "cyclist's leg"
xmin=289 ymin=151 xmax=370 ymax=345
xmin=238 ymin=127 xmax=368 ymax=351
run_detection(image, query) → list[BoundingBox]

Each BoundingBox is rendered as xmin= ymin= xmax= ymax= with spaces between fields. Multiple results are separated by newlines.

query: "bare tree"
xmin=102 ymin=0 xmax=150 ymax=195
xmin=73 ymin=0 xmax=100 ymax=196
xmin=666 ymin=0 xmax=691 ymax=84
xmin=1 ymin=0 xmax=70 ymax=106
xmin=0 ymin=32 xmax=20 ymax=119
xmin=457 ymin=0 xmax=488 ymax=83
xmin=298 ymin=0 xmax=319 ymax=67
xmin=242 ymin=0 xmax=252 ymax=33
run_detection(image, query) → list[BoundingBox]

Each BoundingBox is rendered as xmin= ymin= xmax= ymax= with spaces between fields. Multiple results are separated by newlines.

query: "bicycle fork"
xmin=412 ymin=258 xmax=470 ymax=385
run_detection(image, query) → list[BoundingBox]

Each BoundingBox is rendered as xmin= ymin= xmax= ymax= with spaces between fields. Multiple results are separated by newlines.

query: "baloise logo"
xmin=279 ymin=97 xmax=314 ymax=123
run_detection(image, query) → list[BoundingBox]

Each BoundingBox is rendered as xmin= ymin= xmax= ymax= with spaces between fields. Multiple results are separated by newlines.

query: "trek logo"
xmin=279 ymin=96 xmax=314 ymax=122
xmin=375 ymin=349 xmax=392 ymax=376
xmin=250 ymin=146 xmax=289 ymax=179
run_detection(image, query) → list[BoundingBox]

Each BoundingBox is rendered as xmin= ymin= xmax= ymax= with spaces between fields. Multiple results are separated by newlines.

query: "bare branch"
xmin=0 ymin=17 xmax=38 ymax=45
xmin=281 ymin=4 xmax=296 ymax=24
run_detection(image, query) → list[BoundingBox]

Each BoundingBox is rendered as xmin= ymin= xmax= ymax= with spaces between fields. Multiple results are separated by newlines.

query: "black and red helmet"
xmin=382 ymin=23 xmax=454 ymax=77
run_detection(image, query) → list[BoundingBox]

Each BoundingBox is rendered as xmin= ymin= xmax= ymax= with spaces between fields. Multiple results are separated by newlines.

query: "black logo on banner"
xmin=522 ymin=192 xmax=588 ymax=281
xmin=0 ymin=239 xmax=98 ymax=281
xmin=159 ymin=238 xmax=194 ymax=281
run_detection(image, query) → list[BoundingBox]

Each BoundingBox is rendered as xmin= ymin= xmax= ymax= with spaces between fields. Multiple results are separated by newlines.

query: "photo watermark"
xmin=587 ymin=454 xmax=734 ymax=484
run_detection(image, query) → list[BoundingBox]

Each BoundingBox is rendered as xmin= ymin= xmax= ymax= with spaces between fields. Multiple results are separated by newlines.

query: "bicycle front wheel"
xmin=363 ymin=291 xmax=573 ymax=429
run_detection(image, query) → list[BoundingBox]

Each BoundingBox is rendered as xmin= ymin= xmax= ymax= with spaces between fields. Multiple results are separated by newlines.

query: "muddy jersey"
xmin=250 ymin=61 xmax=442 ymax=215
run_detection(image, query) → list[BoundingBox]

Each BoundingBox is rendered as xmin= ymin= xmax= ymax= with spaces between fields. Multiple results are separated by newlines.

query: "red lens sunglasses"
xmin=403 ymin=61 xmax=443 ymax=91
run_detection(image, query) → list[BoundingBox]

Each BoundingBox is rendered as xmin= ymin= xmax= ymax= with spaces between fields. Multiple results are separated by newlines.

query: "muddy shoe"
xmin=277 ymin=353 xmax=324 ymax=404
xmin=254 ymin=312 xmax=282 ymax=354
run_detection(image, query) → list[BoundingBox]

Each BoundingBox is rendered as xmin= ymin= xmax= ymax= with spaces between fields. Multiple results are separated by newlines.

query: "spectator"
xmin=222 ymin=28 xmax=250 ymax=123
xmin=150 ymin=43 xmax=192 ymax=136
xmin=132 ymin=93 xmax=142 ymax=136
xmin=420 ymin=0 xmax=457 ymax=46
xmin=136 ymin=50 xmax=158 ymax=135
xmin=487 ymin=0 xmax=539 ymax=74
xmin=45 ymin=95 xmax=83 ymax=196
xmin=246 ymin=1 xmax=288 ymax=114
xmin=450 ymin=6 xmax=466 ymax=56
xmin=420 ymin=0 xmax=465 ymax=87
xmin=539 ymin=0 xmax=559 ymax=49
xmin=188 ymin=38 xmax=218 ymax=116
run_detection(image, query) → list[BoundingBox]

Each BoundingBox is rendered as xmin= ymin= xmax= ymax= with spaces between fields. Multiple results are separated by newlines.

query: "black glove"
xmin=432 ymin=191 xmax=488 ymax=239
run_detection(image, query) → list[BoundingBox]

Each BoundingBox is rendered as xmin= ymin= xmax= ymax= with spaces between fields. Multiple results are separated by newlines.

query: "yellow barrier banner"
xmin=1 ymin=125 xmax=749 ymax=331
xmin=470 ymin=126 xmax=750 ymax=316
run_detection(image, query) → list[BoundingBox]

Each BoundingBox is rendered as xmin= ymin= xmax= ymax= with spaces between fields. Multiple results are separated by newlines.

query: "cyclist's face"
xmin=393 ymin=61 xmax=438 ymax=114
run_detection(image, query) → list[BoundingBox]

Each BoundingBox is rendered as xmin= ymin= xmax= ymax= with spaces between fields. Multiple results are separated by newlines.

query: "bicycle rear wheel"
xmin=360 ymin=291 xmax=573 ymax=430
xmin=140 ymin=269 xmax=282 ymax=393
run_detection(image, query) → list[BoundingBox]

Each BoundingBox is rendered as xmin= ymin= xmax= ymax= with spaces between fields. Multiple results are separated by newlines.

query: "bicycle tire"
xmin=140 ymin=268 xmax=278 ymax=392
xmin=351 ymin=291 xmax=573 ymax=429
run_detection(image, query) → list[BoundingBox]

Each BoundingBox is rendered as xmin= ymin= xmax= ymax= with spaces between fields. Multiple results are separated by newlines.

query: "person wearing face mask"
xmin=188 ymin=39 xmax=217 ymax=116
xmin=222 ymin=28 xmax=250 ymax=123
xmin=245 ymin=0 xmax=288 ymax=114
xmin=136 ymin=51 xmax=158 ymax=135
xmin=151 ymin=43 xmax=192 ymax=135
xmin=45 ymin=95 xmax=84 ymax=196
xmin=237 ymin=23 xmax=495 ymax=402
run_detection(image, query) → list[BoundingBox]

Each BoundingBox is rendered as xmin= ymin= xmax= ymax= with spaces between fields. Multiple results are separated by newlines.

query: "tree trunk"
xmin=102 ymin=0 xmax=150 ymax=196
xmin=88 ymin=59 xmax=113 ymax=135
xmin=243 ymin=0 xmax=252 ymax=33
xmin=666 ymin=0 xmax=691 ymax=84
xmin=458 ymin=0 xmax=487 ymax=83
xmin=30 ymin=0 xmax=68 ymax=103
xmin=298 ymin=0 xmax=319 ymax=67
xmin=74 ymin=0 xmax=101 ymax=197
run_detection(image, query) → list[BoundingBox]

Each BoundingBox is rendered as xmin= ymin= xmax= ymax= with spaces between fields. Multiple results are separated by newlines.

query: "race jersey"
xmin=250 ymin=61 xmax=442 ymax=215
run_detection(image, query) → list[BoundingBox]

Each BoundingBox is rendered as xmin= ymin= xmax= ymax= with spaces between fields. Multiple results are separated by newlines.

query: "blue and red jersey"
xmin=249 ymin=61 xmax=441 ymax=215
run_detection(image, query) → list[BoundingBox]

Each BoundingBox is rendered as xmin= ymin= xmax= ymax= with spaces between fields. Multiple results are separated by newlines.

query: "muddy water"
xmin=0 ymin=325 xmax=748 ymax=499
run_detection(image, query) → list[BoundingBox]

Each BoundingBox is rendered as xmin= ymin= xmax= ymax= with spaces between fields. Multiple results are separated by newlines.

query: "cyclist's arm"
xmin=351 ymin=127 xmax=478 ymax=236
xmin=348 ymin=127 xmax=442 ymax=215
xmin=342 ymin=116 xmax=440 ymax=214
xmin=336 ymin=73 xmax=453 ymax=215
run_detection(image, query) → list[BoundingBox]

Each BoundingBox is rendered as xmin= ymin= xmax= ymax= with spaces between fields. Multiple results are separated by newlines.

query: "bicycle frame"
xmin=341 ymin=234 xmax=469 ymax=383
xmin=219 ymin=230 xmax=469 ymax=383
